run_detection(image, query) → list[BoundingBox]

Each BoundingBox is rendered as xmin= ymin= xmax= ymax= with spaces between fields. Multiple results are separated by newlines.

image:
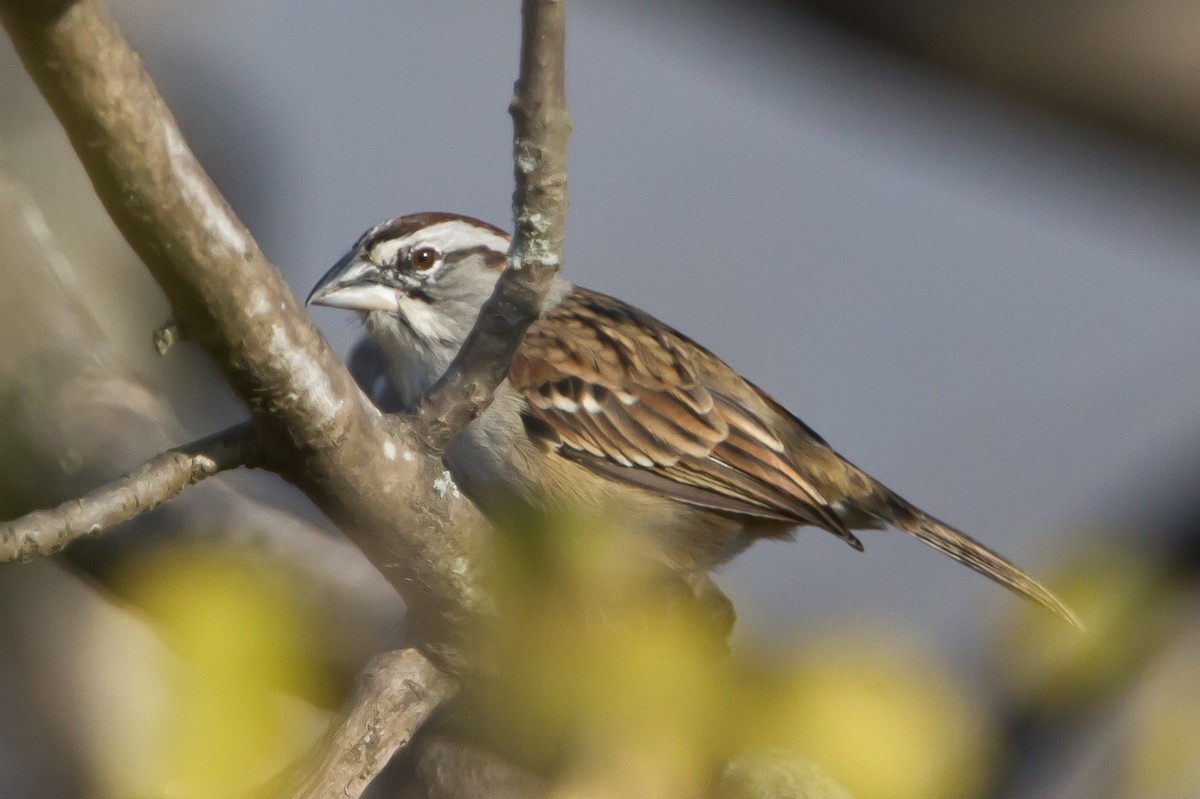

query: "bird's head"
xmin=307 ymin=212 xmax=511 ymax=351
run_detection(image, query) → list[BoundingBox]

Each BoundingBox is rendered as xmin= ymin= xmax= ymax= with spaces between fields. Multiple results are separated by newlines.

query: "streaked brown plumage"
xmin=308 ymin=213 xmax=1082 ymax=629
xmin=513 ymin=288 xmax=857 ymax=542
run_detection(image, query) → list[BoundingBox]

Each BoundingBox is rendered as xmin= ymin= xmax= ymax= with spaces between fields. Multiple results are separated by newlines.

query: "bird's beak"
xmin=306 ymin=251 xmax=400 ymax=312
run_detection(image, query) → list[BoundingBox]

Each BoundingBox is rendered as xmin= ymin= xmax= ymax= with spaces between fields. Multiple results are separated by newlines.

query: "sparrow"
xmin=307 ymin=212 xmax=1080 ymax=628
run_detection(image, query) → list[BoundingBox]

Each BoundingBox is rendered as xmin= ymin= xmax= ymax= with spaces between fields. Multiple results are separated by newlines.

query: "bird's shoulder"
xmin=513 ymin=286 xmax=736 ymax=394
xmin=508 ymin=287 xmax=863 ymax=540
xmin=513 ymin=287 xmax=824 ymax=446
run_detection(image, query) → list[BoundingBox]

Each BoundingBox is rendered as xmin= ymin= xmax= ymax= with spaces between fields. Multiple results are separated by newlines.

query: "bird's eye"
xmin=411 ymin=247 xmax=440 ymax=271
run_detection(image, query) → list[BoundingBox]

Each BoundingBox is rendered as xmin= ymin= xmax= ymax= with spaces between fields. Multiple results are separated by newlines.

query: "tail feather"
xmin=883 ymin=492 xmax=1083 ymax=630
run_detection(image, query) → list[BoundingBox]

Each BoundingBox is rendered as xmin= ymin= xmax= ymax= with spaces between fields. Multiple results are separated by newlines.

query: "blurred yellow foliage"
xmin=88 ymin=544 xmax=333 ymax=798
xmin=1126 ymin=615 xmax=1200 ymax=798
xmin=995 ymin=542 xmax=1173 ymax=711
xmin=761 ymin=632 xmax=994 ymax=799
xmin=63 ymin=512 xmax=1088 ymax=799
xmin=466 ymin=510 xmax=993 ymax=799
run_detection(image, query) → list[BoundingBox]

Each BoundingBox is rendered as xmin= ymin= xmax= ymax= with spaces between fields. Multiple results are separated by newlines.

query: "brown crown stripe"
xmin=362 ymin=212 xmax=509 ymax=249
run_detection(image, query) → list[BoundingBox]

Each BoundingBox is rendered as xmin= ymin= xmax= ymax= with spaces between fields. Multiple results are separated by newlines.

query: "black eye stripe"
xmin=379 ymin=267 xmax=405 ymax=286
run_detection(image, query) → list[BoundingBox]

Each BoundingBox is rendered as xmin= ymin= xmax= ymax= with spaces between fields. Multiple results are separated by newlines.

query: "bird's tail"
xmin=880 ymin=489 xmax=1083 ymax=630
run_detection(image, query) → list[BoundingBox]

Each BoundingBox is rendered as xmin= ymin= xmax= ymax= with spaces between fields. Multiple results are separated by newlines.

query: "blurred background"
xmin=3 ymin=0 xmax=1200 ymax=796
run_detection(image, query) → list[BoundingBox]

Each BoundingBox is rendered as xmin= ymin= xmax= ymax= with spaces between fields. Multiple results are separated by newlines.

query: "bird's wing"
xmin=509 ymin=288 xmax=859 ymax=547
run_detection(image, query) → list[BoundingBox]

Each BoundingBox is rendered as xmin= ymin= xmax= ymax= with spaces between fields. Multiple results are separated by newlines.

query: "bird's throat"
xmin=366 ymin=310 xmax=458 ymax=407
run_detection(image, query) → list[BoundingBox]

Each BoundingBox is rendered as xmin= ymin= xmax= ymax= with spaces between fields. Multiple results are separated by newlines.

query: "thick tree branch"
xmin=0 ymin=424 xmax=256 ymax=564
xmin=0 ymin=172 xmax=408 ymax=687
xmin=0 ymin=0 xmax=573 ymax=667
xmin=276 ymin=648 xmax=457 ymax=799
xmin=6 ymin=1 xmax=588 ymax=795
xmin=416 ymin=0 xmax=571 ymax=452
xmin=0 ymin=0 xmax=356 ymax=450
xmin=0 ymin=0 xmax=493 ymax=660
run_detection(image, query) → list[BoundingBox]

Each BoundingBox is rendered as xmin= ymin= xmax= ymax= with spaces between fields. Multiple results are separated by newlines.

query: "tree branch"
xmin=414 ymin=735 xmax=547 ymax=799
xmin=1 ymin=0 xmax=576 ymax=793
xmin=416 ymin=0 xmax=571 ymax=452
xmin=0 ymin=424 xmax=256 ymax=564
xmin=0 ymin=0 xmax=356 ymax=449
xmin=0 ymin=0 xmax=574 ymax=669
xmin=276 ymin=648 xmax=457 ymax=799
xmin=0 ymin=170 xmax=408 ymax=688
xmin=0 ymin=0 xmax=493 ymax=661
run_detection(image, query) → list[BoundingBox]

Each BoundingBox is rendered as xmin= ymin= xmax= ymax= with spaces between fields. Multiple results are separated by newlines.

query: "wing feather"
xmin=511 ymin=288 xmax=857 ymax=545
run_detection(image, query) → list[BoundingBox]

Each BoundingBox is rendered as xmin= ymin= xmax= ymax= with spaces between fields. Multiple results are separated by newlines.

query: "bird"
xmin=307 ymin=211 xmax=1081 ymax=628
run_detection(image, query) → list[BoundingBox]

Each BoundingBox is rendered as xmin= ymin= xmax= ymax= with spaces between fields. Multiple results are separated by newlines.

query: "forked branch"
xmin=0 ymin=0 xmax=570 ymax=794
xmin=0 ymin=0 xmax=571 ymax=659
xmin=0 ymin=0 xmax=491 ymax=653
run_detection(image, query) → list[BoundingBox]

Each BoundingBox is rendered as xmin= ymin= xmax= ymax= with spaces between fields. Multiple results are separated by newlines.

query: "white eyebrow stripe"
xmin=369 ymin=220 xmax=511 ymax=265
xmin=369 ymin=238 xmax=405 ymax=265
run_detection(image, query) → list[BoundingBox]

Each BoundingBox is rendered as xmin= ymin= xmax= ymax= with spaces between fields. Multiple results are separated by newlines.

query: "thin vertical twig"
xmin=416 ymin=0 xmax=572 ymax=451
